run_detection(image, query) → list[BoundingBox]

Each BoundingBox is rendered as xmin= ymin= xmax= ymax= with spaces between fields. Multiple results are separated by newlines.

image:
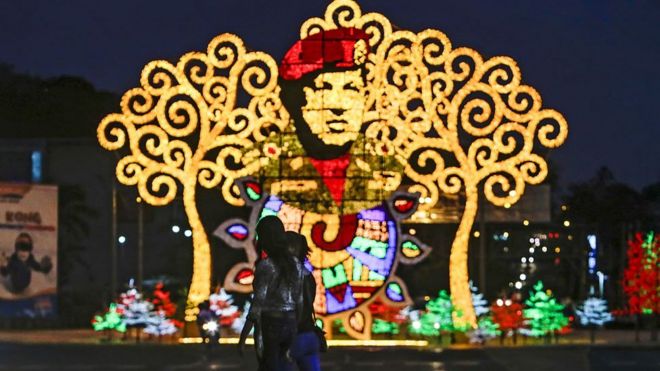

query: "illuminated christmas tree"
xmin=150 ymin=282 xmax=183 ymax=328
xmin=409 ymin=290 xmax=461 ymax=339
xmin=209 ymin=288 xmax=241 ymax=328
xmin=372 ymin=319 xmax=400 ymax=335
xmin=490 ymin=297 xmax=523 ymax=343
xmin=369 ymin=299 xmax=404 ymax=335
xmin=144 ymin=310 xmax=178 ymax=337
xmin=118 ymin=284 xmax=154 ymax=328
xmin=577 ymin=297 xmax=612 ymax=326
xmin=576 ymin=296 xmax=612 ymax=344
xmin=468 ymin=316 xmax=501 ymax=344
xmin=470 ymin=281 xmax=490 ymax=317
xmin=92 ymin=303 xmax=126 ymax=334
xmin=150 ymin=283 xmax=177 ymax=317
xmin=523 ymin=281 xmax=569 ymax=337
xmin=623 ymin=232 xmax=659 ymax=316
xmin=466 ymin=281 xmax=499 ymax=344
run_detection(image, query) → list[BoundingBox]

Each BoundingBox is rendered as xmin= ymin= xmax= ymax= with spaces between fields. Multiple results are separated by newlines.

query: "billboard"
xmin=0 ymin=183 xmax=57 ymax=318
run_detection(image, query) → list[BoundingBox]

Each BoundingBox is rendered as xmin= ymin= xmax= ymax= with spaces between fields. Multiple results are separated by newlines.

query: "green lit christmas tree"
xmin=409 ymin=290 xmax=463 ymax=339
xmin=92 ymin=303 xmax=127 ymax=334
xmin=372 ymin=318 xmax=400 ymax=335
xmin=523 ymin=281 xmax=569 ymax=337
xmin=469 ymin=316 xmax=501 ymax=344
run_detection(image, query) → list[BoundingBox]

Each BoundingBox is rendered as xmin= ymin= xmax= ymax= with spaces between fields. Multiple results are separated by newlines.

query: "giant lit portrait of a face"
xmin=301 ymin=69 xmax=366 ymax=147
xmin=279 ymin=28 xmax=369 ymax=160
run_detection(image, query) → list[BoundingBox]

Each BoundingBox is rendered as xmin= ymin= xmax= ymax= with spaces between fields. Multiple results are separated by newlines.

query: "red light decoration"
xmin=309 ymin=154 xmax=351 ymax=207
xmin=491 ymin=298 xmax=524 ymax=333
xmin=279 ymin=27 xmax=370 ymax=81
xmin=623 ymin=232 xmax=659 ymax=315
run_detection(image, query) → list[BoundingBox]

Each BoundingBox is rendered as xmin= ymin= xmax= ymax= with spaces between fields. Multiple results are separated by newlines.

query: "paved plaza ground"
xmin=0 ymin=329 xmax=658 ymax=370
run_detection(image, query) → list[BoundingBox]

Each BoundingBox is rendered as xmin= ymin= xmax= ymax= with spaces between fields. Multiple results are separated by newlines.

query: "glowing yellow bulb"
xmin=523 ymin=220 xmax=530 ymax=226
xmin=473 ymin=231 xmax=481 ymax=238
xmin=563 ymin=220 xmax=571 ymax=227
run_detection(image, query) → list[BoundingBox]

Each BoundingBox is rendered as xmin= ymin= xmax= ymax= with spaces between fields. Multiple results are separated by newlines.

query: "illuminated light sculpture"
xmin=98 ymin=0 xmax=568 ymax=330
xmin=98 ymin=34 xmax=288 ymax=320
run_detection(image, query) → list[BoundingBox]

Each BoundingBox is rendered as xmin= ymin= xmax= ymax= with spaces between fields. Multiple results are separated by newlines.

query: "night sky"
xmin=1 ymin=0 xmax=659 ymax=189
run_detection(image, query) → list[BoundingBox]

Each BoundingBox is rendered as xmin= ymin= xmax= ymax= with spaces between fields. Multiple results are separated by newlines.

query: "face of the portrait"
xmin=302 ymin=70 xmax=366 ymax=146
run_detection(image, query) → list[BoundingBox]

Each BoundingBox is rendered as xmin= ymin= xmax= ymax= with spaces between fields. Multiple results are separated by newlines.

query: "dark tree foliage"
xmin=58 ymin=185 xmax=99 ymax=326
xmin=0 ymin=64 xmax=118 ymax=138
xmin=566 ymin=167 xmax=652 ymax=227
xmin=564 ymin=167 xmax=658 ymax=307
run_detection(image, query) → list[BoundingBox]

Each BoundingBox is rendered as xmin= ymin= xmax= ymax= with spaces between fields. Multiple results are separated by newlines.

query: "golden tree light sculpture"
xmin=300 ymin=0 xmax=568 ymax=328
xmin=97 ymin=34 xmax=288 ymax=320
xmin=97 ymin=0 xmax=567 ymax=330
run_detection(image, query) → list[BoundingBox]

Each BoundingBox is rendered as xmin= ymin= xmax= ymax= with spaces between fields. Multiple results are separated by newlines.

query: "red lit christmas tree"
xmin=623 ymin=232 xmax=659 ymax=316
xmin=150 ymin=282 xmax=182 ymax=328
xmin=491 ymin=296 xmax=524 ymax=343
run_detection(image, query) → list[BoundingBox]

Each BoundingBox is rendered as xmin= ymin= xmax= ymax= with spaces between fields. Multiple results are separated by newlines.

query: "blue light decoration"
xmin=587 ymin=234 xmax=597 ymax=276
xmin=31 ymin=150 xmax=42 ymax=183
xmin=216 ymin=181 xmax=429 ymax=339
xmin=576 ymin=296 xmax=612 ymax=327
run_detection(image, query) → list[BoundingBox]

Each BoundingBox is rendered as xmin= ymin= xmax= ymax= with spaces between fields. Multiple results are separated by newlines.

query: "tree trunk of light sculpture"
xmin=449 ymin=185 xmax=479 ymax=329
xmin=183 ymin=180 xmax=211 ymax=320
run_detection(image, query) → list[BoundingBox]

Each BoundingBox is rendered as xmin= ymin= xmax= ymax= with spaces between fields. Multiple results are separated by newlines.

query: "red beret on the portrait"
xmin=279 ymin=27 xmax=370 ymax=81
